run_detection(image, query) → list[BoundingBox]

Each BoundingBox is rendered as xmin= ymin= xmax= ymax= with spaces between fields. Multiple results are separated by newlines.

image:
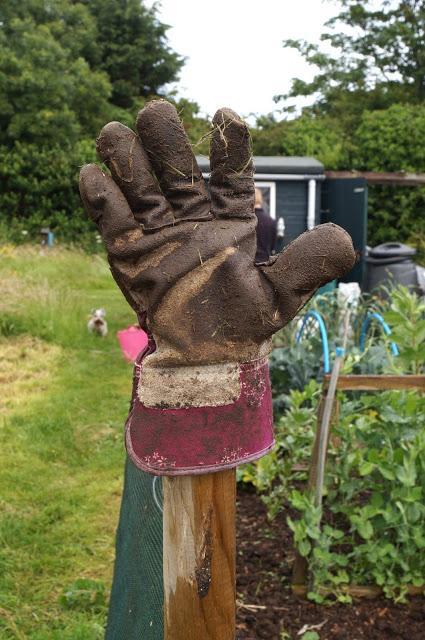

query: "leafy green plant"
xmin=298 ymin=388 xmax=425 ymax=602
xmin=269 ymin=343 xmax=324 ymax=417
xmin=300 ymin=633 xmax=320 ymax=640
xmin=269 ymin=288 xmax=362 ymax=416
xmin=238 ymin=380 xmax=320 ymax=516
xmin=244 ymin=286 xmax=425 ymax=602
xmin=60 ymin=579 xmax=106 ymax=612
xmin=0 ymin=313 xmax=28 ymax=337
xmin=383 ymin=287 xmax=425 ymax=374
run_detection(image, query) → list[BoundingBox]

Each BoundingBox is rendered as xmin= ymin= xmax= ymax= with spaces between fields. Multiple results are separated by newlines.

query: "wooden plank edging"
xmin=292 ymin=584 xmax=425 ymax=599
xmin=323 ymin=374 xmax=425 ymax=392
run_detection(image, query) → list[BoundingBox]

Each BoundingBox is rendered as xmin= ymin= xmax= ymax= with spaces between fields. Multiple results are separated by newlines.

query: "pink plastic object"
xmin=117 ymin=326 xmax=149 ymax=362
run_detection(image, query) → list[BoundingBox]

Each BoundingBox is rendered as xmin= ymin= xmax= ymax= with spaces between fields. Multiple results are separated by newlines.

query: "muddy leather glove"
xmin=79 ymin=100 xmax=355 ymax=475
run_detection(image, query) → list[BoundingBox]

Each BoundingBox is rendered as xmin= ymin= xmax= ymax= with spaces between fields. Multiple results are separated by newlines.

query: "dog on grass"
xmin=87 ymin=308 xmax=108 ymax=337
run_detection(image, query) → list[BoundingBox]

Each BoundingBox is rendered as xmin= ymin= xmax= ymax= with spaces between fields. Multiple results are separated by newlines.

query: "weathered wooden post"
xmin=79 ymin=97 xmax=355 ymax=638
xmin=163 ymin=472 xmax=236 ymax=639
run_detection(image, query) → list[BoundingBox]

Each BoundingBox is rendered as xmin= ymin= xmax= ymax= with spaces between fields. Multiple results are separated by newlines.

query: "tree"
xmin=267 ymin=1 xmax=425 ymax=255
xmin=0 ymin=0 xmax=184 ymax=121
xmin=0 ymin=4 xmax=112 ymax=147
xmin=0 ymin=0 xmax=100 ymax=65
xmin=0 ymin=1 xmax=187 ymax=242
xmin=252 ymin=113 xmax=349 ymax=169
xmin=279 ymin=0 xmax=425 ymax=121
xmin=81 ymin=0 xmax=184 ymax=109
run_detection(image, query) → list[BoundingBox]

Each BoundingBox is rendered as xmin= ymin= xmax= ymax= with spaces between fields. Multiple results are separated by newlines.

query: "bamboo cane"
xmin=313 ymin=310 xmax=350 ymax=509
xmin=292 ymin=311 xmax=350 ymax=588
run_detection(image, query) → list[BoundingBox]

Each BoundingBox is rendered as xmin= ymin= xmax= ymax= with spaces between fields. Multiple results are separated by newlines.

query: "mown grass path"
xmin=0 ymin=246 xmax=135 ymax=639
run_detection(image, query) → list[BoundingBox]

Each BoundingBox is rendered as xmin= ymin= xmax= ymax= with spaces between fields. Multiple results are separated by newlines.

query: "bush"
xmin=353 ymin=104 xmax=425 ymax=255
xmin=0 ymin=139 xmax=99 ymax=246
xmin=366 ymin=184 xmax=425 ymax=259
xmin=0 ymin=100 xmax=210 ymax=249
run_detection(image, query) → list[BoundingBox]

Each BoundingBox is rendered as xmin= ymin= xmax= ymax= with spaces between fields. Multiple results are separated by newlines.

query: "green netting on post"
xmin=105 ymin=458 xmax=164 ymax=640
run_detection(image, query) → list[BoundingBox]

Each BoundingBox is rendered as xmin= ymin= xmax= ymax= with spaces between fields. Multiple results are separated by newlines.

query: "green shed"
xmin=197 ymin=155 xmax=325 ymax=245
xmin=197 ymin=156 xmax=369 ymax=285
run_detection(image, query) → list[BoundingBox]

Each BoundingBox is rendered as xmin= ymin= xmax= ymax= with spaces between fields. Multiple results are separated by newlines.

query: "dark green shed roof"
xmin=196 ymin=155 xmax=324 ymax=176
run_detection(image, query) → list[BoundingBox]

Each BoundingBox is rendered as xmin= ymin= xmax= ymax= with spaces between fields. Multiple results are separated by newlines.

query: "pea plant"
xmin=240 ymin=286 xmax=425 ymax=602
xmin=289 ymin=387 xmax=425 ymax=602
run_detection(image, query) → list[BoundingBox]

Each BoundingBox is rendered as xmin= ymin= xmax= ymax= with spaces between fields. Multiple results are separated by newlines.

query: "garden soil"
xmin=236 ymin=486 xmax=425 ymax=640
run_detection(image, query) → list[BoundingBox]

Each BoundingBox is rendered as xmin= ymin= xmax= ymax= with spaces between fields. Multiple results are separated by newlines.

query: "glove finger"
xmin=136 ymin=100 xmax=211 ymax=222
xmin=96 ymin=121 xmax=175 ymax=231
xmin=79 ymin=164 xmax=143 ymax=257
xmin=209 ymin=107 xmax=255 ymax=219
xmin=259 ymin=223 xmax=356 ymax=326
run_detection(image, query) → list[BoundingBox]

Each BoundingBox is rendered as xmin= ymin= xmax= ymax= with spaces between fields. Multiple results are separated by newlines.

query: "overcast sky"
xmin=149 ymin=0 xmax=338 ymax=121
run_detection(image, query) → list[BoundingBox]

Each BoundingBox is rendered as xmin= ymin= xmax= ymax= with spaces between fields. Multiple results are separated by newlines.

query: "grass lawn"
xmin=0 ymin=245 xmax=136 ymax=639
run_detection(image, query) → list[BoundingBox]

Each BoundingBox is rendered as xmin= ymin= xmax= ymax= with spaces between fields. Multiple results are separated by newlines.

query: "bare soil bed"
xmin=236 ymin=486 xmax=425 ymax=640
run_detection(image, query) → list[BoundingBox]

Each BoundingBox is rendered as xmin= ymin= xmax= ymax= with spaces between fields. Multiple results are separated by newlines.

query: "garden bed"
xmin=236 ymin=486 xmax=425 ymax=640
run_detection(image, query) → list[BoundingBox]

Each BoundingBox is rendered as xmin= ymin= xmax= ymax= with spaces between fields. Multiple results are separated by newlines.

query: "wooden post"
xmin=163 ymin=470 xmax=236 ymax=640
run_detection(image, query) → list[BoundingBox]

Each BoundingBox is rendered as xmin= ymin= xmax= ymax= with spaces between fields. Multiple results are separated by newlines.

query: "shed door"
xmin=321 ymin=178 xmax=368 ymax=286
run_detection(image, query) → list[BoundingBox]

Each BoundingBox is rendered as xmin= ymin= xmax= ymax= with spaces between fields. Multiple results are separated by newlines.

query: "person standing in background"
xmin=254 ymin=187 xmax=277 ymax=263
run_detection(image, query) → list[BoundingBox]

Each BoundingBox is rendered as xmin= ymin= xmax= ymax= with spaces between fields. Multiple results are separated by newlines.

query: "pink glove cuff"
xmin=125 ymin=342 xmax=275 ymax=476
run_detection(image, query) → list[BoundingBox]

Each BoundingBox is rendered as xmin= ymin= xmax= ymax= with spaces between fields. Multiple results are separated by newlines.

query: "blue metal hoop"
xmin=296 ymin=310 xmax=331 ymax=374
xmin=359 ymin=312 xmax=399 ymax=356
